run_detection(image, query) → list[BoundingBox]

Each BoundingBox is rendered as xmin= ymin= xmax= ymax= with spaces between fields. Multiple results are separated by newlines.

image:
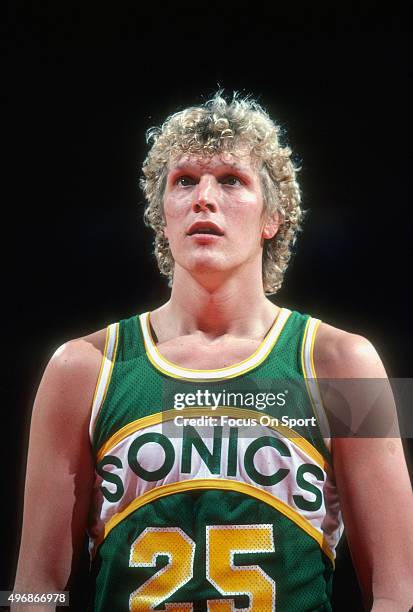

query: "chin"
xmin=182 ymin=254 xmax=230 ymax=276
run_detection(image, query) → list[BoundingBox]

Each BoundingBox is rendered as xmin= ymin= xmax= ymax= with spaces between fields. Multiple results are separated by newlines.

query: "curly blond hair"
xmin=140 ymin=91 xmax=304 ymax=295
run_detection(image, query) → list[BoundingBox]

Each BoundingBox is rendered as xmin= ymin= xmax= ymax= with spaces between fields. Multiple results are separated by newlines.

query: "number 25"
xmin=129 ymin=524 xmax=276 ymax=611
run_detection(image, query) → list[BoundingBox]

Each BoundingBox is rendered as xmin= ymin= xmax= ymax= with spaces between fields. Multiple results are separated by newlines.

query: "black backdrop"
xmin=2 ymin=5 xmax=413 ymax=611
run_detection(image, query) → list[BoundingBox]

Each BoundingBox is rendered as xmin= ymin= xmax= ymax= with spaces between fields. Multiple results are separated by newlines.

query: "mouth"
xmin=186 ymin=222 xmax=224 ymax=237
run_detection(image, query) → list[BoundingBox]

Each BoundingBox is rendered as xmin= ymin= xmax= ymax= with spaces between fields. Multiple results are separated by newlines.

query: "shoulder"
xmin=313 ymin=320 xmax=387 ymax=379
xmin=33 ymin=327 xmax=109 ymax=426
xmin=48 ymin=327 xmax=108 ymax=381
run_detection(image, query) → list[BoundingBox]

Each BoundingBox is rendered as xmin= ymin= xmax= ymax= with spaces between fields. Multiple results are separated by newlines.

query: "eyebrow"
xmin=171 ymin=161 xmax=252 ymax=173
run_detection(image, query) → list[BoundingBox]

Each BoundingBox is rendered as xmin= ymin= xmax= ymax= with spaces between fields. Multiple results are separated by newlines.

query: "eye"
xmin=220 ymin=175 xmax=243 ymax=186
xmin=175 ymin=175 xmax=196 ymax=187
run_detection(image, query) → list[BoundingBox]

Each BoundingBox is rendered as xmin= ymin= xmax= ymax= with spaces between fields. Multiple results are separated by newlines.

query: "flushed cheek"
xmin=164 ymin=193 xmax=192 ymax=219
xmin=164 ymin=218 xmax=184 ymax=244
xmin=226 ymin=201 xmax=264 ymax=229
xmin=223 ymin=197 xmax=265 ymax=227
xmin=163 ymin=206 xmax=188 ymax=242
xmin=219 ymin=187 xmax=260 ymax=207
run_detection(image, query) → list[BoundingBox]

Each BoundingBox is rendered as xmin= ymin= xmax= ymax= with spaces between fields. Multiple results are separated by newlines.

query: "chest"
xmin=155 ymin=336 xmax=263 ymax=369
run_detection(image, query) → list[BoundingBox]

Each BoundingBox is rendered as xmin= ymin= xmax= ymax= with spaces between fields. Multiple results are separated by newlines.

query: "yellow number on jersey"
xmin=129 ymin=527 xmax=195 ymax=611
xmin=129 ymin=524 xmax=275 ymax=611
xmin=206 ymin=524 xmax=275 ymax=611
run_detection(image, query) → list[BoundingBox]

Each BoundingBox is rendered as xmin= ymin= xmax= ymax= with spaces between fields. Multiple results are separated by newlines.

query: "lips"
xmin=187 ymin=221 xmax=224 ymax=236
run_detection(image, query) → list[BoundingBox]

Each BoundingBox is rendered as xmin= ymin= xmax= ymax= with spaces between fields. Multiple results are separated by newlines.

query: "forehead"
xmin=167 ymin=152 xmax=258 ymax=174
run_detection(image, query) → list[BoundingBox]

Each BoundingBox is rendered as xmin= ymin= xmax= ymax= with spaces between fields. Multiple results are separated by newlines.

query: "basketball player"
xmin=13 ymin=93 xmax=413 ymax=611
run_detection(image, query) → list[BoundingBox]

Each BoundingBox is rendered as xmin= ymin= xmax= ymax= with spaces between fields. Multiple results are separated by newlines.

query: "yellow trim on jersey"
xmin=301 ymin=319 xmax=330 ymax=458
xmin=302 ymin=318 xmax=315 ymax=415
xmin=100 ymin=324 xmax=119 ymax=409
xmin=143 ymin=349 xmax=278 ymax=382
xmin=91 ymin=478 xmax=335 ymax=564
xmin=139 ymin=308 xmax=291 ymax=380
xmin=95 ymin=407 xmax=328 ymax=470
xmin=301 ymin=317 xmax=310 ymax=367
xmin=89 ymin=323 xmax=120 ymax=443
xmin=90 ymin=325 xmax=110 ymax=410
xmin=310 ymin=319 xmax=321 ymax=377
xmin=146 ymin=309 xmax=282 ymax=371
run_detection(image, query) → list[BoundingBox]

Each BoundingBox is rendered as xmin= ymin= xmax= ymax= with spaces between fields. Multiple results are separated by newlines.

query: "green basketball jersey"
xmin=87 ymin=308 xmax=343 ymax=611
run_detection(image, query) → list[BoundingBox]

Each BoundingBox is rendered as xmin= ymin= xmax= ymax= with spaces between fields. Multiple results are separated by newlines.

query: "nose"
xmin=192 ymin=175 xmax=218 ymax=213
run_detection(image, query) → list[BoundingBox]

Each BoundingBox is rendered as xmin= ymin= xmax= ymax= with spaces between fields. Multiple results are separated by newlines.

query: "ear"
xmin=262 ymin=211 xmax=280 ymax=240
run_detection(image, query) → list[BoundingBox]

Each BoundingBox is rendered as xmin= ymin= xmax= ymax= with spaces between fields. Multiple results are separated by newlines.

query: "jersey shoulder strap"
xmin=88 ymin=314 xmax=145 ymax=448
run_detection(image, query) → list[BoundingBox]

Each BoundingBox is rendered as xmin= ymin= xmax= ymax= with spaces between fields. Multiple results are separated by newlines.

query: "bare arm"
xmin=12 ymin=331 xmax=105 ymax=610
xmin=315 ymin=324 xmax=413 ymax=611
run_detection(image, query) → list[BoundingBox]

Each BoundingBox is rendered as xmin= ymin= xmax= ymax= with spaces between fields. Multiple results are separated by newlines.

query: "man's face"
xmin=163 ymin=151 xmax=278 ymax=283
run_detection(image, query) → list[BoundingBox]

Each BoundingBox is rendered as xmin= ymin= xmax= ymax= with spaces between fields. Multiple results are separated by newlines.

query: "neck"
xmin=152 ymin=263 xmax=279 ymax=341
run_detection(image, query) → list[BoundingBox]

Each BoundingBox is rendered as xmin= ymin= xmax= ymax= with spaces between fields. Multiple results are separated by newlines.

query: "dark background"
xmin=2 ymin=4 xmax=412 ymax=610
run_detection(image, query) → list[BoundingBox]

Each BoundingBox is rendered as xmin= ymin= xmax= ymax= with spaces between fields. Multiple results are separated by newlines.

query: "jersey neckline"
xmin=137 ymin=308 xmax=292 ymax=381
